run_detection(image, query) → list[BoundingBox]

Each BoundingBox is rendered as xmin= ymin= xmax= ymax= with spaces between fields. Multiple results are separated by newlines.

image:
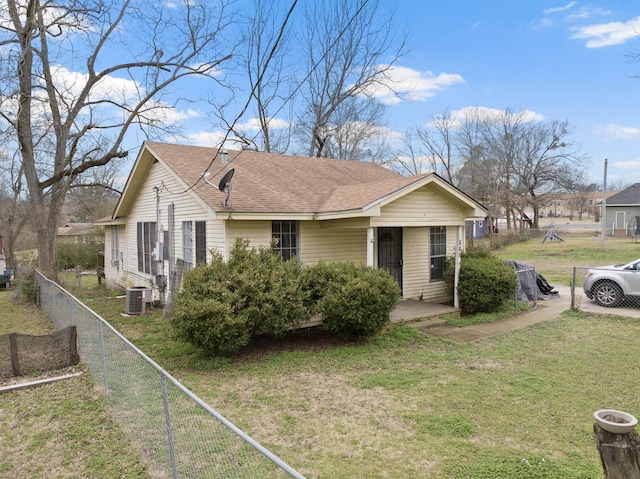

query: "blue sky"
xmin=383 ymin=0 xmax=640 ymax=186
xmin=114 ymin=1 xmax=640 ymax=188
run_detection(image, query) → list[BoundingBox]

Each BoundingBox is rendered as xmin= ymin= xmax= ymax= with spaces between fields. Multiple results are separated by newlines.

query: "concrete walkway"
xmin=420 ymin=284 xmax=640 ymax=343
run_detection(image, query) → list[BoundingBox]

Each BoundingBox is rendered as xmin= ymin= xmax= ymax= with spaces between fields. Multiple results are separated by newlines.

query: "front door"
xmin=378 ymin=227 xmax=403 ymax=291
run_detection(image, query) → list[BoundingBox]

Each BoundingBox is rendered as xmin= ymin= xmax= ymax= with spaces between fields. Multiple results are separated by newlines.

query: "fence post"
xmin=594 ymin=423 xmax=640 ymax=478
xmin=9 ymin=333 xmax=21 ymax=377
xmin=160 ymin=374 xmax=179 ymax=479
xmin=571 ymin=267 xmax=577 ymax=310
xmin=98 ymin=320 xmax=108 ymax=392
xmin=69 ymin=326 xmax=80 ymax=365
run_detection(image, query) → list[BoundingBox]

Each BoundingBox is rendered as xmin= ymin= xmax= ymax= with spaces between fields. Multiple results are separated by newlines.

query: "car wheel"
xmin=593 ymin=281 xmax=623 ymax=307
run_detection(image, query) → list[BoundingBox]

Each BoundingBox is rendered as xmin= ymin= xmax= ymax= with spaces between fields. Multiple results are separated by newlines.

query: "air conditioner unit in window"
xmin=110 ymin=259 xmax=120 ymax=268
xmin=125 ymin=287 xmax=148 ymax=314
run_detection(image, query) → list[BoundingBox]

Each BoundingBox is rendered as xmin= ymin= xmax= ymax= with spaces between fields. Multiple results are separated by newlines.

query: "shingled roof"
xmin=150 ymin=141 xmax=433 ymax=214
xmin=605 ymin=183 xmax=640 ymax=205
xmin=113 ymin=141 xmax=486 ymax=219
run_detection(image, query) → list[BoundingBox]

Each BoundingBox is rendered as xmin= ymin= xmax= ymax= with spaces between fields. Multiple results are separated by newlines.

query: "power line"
xmin=182 ymin=0 xmax=372 ymax=193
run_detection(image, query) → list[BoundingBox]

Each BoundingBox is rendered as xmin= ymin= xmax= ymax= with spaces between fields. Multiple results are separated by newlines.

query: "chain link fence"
xmin=34 ymin=270 xmax=306 ymax=479
xmin=571 ymin=265 xmax=640 ymax=312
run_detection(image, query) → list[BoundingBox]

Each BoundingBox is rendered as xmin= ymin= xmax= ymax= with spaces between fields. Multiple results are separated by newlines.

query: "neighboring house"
xmin=57 ymin=223 xmax=104 ymax=244
xmin=466 ymin=219 xmax=489 ymax=239
xmin=602 ymin=184 xmax=640 ymax=236
xmin=101 ymin=141 xmax=487 ymax=305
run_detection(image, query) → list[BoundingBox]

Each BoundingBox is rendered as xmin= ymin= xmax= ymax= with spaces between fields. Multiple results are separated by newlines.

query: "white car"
xmin=583 ymin=258 xmax=640 ymax=307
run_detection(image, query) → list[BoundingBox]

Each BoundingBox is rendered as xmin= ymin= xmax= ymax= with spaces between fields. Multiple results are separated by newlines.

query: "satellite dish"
xmin=217 ymin=168 xmax=234 ymax=208
xmin=217 ymin=168 xmax=234 ymax=191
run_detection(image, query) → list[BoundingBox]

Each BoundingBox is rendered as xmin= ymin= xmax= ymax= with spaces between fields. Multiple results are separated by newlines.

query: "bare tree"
xmin=413 ymin=109 xmax=458 ymax=184
xmin=297 ymin=0 xmax=406 ymax=159
xmin=0 ymin=0 xmax=236 ymax=279
xmin=320 ymin=96 xmax=394 ymax=163
xmin=237 ymin=0 xmax=297 ymax=153
xmin=0 ymin=147 xmax=29 ymax=270
xmin=391 ymin=129 xmax=430 ymax=176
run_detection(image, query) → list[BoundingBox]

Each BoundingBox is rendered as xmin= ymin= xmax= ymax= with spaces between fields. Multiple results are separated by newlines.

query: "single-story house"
xmin=57 ymin=222 xmax=104 ymax=244
xmin=602 ymin=184 xmax=640 ymax=237
xmin=100 ymin=141 xmax=487 ymax=307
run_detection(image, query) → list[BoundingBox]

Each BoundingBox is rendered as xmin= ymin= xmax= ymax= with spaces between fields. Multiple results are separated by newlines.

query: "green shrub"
xmin=57 ymin=240 xmax=104 ymax=271
xmin=456 ymin=253 xmax=517 ymax=316
xmin=171 ymin=238 xmax=310 ymax=355
xmin=17 ymin=268 xmax=36 ymax=303
xmin=313 ymin=261 xmax=401 ymax=340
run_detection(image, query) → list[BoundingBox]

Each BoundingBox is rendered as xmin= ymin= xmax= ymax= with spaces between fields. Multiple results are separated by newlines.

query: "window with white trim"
xmin=195 ymin=221 xmax=207 ymax=265
xmin=137 ymin=221 xmax=157 ymax=274
xmin=111 ymin=226 xmax=120 ymax=267
xmin=430 ymin=226 xmax=446 ymax=281
xmin=182 ymin=221 xmax=193 ymax=272
xmin=272 ymin=220 xmax=299 ymax=260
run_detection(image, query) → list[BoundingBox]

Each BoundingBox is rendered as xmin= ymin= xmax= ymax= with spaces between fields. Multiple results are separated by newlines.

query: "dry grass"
xmin=489 ymin=232 xmax=639 ymax=286
xmin=13 ymin=231 xmax=640 ymax=478
xmin=0 ymin=288 xmax=149 ymax=478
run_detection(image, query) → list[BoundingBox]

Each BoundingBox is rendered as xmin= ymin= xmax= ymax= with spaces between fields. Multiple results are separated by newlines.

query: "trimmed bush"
xmin=456 ymin=252 xmax=517 ymax=316
xmin=171 ymin=238 xmax=310 ymax=355
xmin=311 ymin=261 xmax=401 ymax=340
xmin=57 ymin=240 xmax=104 ymax=271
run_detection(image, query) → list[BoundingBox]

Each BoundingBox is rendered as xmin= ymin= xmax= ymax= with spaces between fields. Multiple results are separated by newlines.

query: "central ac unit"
xmin=125 ymin=287 xmax=146 ymax=314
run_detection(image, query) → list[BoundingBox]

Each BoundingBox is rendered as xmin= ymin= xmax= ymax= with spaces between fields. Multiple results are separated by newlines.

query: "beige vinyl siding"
xmin=301 ymin=221 xmax=367 ymax=265
xmin=226 ymin=220 xmax=367 ymax=265
xmin=372 ymin=186 xmax=465 ymax=227
xmin=104 ymin=225 xmax=129 ymax=290
xmin=400 ymin=225 xmax=461 ymax=302
xmin=118 ymin=162 xmax=213 ymax=290
xmin=227 ymin=220 xmax=272 ymax=249
xmin=401 ymin=227 xmax=429 ymax=299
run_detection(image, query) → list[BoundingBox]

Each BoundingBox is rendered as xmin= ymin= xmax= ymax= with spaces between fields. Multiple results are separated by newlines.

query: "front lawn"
xmin=47 ymin=234 xmax=640 ymax=478
xmin=0 ymin=288 xmax=149 ymax=479
xmin=74 ymin=291 xmax=637 ymax=477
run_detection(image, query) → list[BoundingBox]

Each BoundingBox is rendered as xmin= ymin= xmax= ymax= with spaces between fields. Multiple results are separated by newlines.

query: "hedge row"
xmin=171 ymin=239 xmax=401 ymax=355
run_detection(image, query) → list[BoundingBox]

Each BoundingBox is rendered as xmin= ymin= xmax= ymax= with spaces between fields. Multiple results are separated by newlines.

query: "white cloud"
xmin=236 ymin=117 xmax=291 ymax=131
xmin=595 ymin=123 xmax=640 ymax=139
xmin=571 ymin=16 xmax=640 ymax=47
xmin=567 ymin=7 xmax=612 ymax=21
xmin=446 ymin=106 xmax=544 ymax=127
xmin=359 ymin=66 xmax=464 ymax=105
xmin=613 ymin=159 xmax=640 ymax=169
xmin=187 ymin=131 xmax=229 ymax=147
xmin=50 ymin=65 xmax=141 ymax=104
xmin=543 ymin=2 xmax=577 ymax=15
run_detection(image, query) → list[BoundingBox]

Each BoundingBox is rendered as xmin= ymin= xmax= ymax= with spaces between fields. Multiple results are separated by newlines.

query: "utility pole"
xmin=601 ymin=159 xmax=607 ymax=252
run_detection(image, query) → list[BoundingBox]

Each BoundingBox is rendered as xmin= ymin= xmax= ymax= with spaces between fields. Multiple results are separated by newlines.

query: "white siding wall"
xmin=106 ymin=162 xmax=227 ymax=293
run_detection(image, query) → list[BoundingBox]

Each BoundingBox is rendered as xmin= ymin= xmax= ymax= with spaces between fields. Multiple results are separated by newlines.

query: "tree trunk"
xmin=594 ymin=423 xmax=640 ymax=478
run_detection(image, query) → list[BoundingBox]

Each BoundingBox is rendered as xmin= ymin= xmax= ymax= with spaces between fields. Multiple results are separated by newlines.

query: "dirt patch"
xmin=235 ymin=326 xmax=363 ymax=359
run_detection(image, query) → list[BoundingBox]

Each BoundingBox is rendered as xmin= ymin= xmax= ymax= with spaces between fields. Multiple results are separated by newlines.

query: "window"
xmin=195 ymin=221 xmax=207 ymax=265
xmin=137 ymin=222 xmax=157 ymax=274
xmin=430 ymin=226 xmax=446 ymax=281
xmin=111 ymin=226 xmax=120 ymax=267
xmin=272 ymin=220 xmax=299 ymax=260
xmin=182 ymin=221 xmax=193 ymax=272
